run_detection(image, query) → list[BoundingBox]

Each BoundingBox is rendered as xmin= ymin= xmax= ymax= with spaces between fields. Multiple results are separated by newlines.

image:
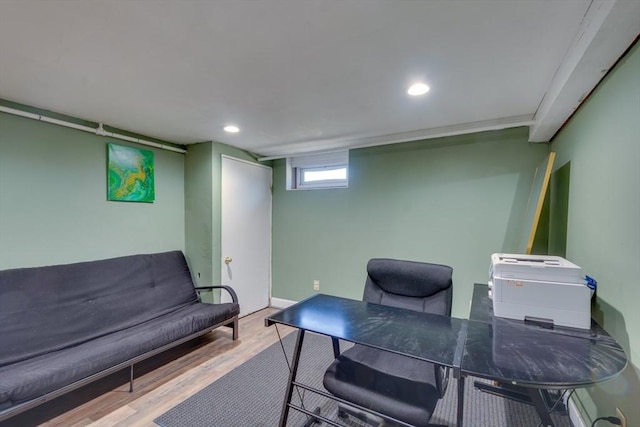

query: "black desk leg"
xmin=331 ymin=337 xmax=340 ymax=358
xmin=279 ymin=329 xmax=306 ymax=427
xmin=456 ymin=375 xmax=465 ymax=427
xmin=527 ymin=388 xmax=555 ymax=427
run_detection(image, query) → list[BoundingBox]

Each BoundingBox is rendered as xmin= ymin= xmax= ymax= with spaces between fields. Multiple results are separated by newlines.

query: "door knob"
xmin=224 ymin=256 xmax=233 ymax=265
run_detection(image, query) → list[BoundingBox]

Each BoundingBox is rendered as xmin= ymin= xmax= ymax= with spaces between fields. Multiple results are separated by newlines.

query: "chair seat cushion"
xmin=323 ymin=344 xmax=440 ymax=427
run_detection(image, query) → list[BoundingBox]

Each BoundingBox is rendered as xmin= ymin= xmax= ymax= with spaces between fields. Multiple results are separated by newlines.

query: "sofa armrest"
xmin=194 ymin=286 xmax=238 ymax=304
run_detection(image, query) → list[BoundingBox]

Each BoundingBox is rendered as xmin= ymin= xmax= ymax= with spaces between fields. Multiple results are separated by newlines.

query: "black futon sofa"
xmin=0 ymin=250 xmax=239 ymax=421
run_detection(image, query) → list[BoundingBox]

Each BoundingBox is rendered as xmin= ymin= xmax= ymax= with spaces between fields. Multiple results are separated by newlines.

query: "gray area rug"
xmin=155 ymin=331 xmax=571 ymax=427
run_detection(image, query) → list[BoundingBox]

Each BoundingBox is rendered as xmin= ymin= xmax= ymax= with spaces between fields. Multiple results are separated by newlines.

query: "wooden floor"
xmin=2 ymin=308 xmax=295 ymax=427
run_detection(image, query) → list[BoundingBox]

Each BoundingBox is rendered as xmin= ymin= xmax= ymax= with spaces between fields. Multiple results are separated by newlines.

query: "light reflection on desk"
xmin=298 ymin=305 xmax=347 ymax=337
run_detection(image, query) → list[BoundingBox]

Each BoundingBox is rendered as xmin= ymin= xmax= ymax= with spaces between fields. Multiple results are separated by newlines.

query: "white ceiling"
xmin=0 ymin=1 xmax=638 ymax=158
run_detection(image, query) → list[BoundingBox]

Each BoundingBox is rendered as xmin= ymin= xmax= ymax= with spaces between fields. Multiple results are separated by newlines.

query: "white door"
xmin=221 ymin=156 xmax=272 ymax=317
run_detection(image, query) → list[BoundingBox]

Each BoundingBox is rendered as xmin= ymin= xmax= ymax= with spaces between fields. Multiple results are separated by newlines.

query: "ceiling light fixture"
xmin=407 ymin=83 xmax=430 ymax=96
xmin=223 ymin=125 xmax=240 ymax=133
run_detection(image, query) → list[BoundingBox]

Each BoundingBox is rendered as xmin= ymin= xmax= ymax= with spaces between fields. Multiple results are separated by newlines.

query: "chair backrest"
xmin=363 ymin=258 xmax=453 ymax=316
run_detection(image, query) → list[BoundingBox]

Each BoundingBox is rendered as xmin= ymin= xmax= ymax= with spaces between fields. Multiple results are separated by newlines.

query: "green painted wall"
xmin=551 ymin=42 xmax=640 ymax=426
xmin=184 ymin=141 xmax=214 ymax=287
xmin=0 ymin=112 xmax=185 ymax=269
xmin=272 ymin=127 xmax=549 ymax=317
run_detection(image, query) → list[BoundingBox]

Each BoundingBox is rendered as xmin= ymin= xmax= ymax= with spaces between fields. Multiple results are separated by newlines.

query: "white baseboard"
xmin=567 ymin=394 xmax=586 ymax=427
xmin=270 ymin=297 xmax=297 ymax=309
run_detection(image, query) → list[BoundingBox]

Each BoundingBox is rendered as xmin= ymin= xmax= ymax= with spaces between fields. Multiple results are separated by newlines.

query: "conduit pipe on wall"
xmin=0 ymin=105 xmax=187 ymax=154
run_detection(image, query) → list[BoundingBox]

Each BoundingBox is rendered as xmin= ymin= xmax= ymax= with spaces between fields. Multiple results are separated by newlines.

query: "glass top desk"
xmin=266 ymin=290 xmax=627 ymax=427
xmin=460 ymin=284 xmax=627 ymax=426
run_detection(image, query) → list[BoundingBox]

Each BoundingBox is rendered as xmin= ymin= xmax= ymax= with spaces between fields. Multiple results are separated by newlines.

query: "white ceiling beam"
xmin=529 ymin=0 xmax=640 ymax=143
xmin=257 ymin=115 xmax=535 ymax=161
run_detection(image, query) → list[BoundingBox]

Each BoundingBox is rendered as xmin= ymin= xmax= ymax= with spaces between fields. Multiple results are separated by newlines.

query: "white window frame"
xmin=286 ymin=151 xmax=349 ymax=190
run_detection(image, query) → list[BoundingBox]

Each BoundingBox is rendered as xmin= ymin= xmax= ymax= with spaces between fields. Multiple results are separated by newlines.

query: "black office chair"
xmin=323 ymin=258 xmax=453 ymax=427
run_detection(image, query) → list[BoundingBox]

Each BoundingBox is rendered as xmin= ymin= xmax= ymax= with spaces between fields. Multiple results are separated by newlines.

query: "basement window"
xmin=287 ymin=151 xmax=349 ymax=190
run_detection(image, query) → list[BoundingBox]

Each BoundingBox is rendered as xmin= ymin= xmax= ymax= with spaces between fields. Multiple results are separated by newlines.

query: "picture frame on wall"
xmin=107 ymin=143 xmax=155 ymax=203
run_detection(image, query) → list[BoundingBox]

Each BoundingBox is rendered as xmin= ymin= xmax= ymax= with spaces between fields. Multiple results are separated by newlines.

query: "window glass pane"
xmin=302 ymin=167 xmax=347 ymax=183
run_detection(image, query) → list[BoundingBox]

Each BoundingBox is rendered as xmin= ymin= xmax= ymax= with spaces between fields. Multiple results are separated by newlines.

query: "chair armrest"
xmin=194 ymin=286 xmax=239 ymax=304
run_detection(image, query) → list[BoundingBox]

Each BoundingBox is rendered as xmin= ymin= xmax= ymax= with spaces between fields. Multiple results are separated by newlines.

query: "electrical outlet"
xmin=616 ymin=407 xmax=627 ymax=427
xmin=313 ymin=280 xmax=320 ymax=291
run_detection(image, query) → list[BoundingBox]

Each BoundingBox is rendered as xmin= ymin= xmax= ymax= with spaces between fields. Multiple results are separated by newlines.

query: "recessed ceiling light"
xmin=407 ymin=83 xmax=430 ymax=96
xmin=223 ymin=125 xmax=240 ymax=133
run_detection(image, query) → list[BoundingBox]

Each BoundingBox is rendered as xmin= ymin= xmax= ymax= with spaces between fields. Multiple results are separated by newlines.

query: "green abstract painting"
xmin=107 ymin=143 xmax=155 ymax=202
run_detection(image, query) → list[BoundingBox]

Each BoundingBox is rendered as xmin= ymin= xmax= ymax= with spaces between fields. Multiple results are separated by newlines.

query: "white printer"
xmin=488 ymin=253 xmax=592 ymax=329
